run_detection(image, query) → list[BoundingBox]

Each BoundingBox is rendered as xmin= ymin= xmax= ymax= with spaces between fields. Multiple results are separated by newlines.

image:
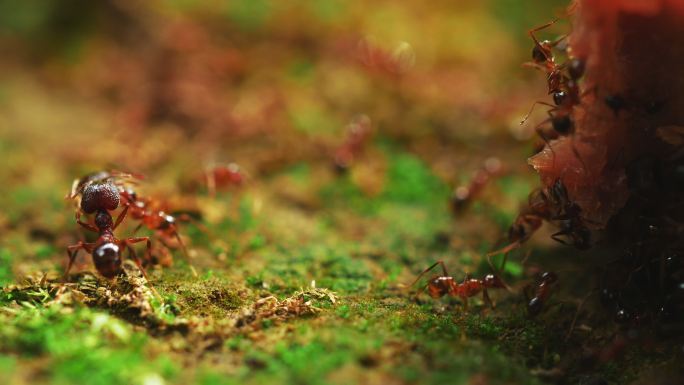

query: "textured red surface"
xmin=529 ymin=0 xmax=684 ymax=229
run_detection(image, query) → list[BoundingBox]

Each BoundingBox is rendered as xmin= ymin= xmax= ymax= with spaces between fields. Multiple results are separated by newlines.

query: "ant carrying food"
xmin=65 ymin=176 xmax=153 ymax=282
xmin=451 ymin=157 xmax=503 ymax=213
xmin=525 ymin=271 xmax=558 ymax=316
xmin=408 ymin=261 xmax=508 ymax=310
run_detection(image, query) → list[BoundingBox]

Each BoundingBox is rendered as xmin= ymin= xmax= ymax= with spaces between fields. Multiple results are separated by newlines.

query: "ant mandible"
xmin=525 ymin=271 xmax=558 ymax=316
xmin=408 ymin=261 xmax=508 ymax=310
xmin=65 ymin=177 xmax=153 ymax=282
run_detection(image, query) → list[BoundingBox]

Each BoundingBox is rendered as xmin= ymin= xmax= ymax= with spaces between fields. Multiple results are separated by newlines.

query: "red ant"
xmin=408 ymin=261 xmax=508 ymax=310
xmin=333 ymin=115 xmax=372 ymax=173
xmin=451 ymin=157 xmax=503 ymax=213
xmin=65 ymin=177 xmax=153 ymax=284
xmin=525 ymin=271 xmax=558 ymax=316
xmin=205 ymin=162 xmax=246 ymax=197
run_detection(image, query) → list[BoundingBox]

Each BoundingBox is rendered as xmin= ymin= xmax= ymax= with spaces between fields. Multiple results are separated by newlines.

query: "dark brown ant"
xmin=408 ymin=261 xmax=508 ymax=310
xmin=333 ymin=115 xmax=372 ymax=173
xmin=489 ymin=179 xmax=591 ymax=259
xmin=451 ymin=157 xmax=503 ymax=213
xmin=65 ymin=178 xmax=153 ymax=283
xmin=525 ymin=271 xmax=558 ymax=316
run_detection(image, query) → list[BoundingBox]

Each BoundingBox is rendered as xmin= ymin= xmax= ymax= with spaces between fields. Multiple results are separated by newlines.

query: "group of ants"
xmin=63 ymin=21 xmax=590 ymax=318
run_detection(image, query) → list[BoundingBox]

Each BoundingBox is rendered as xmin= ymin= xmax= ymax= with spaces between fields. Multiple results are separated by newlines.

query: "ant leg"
xmin=64 ymin=241 xmax=95 ymax=281
xmin=569 ymin=137 xmax=589 ymax=175
xmin=123 ymin=236 xmax=153 ymax=279
xmin=407 ymin=260 xmax=449 ymax=289
xmin=482 ymin=288 xmax=494 ymax=309
xmin=486 ymin=241 xmax=521 ymax=261
xmin=75 ymin=211 xmax=98 ymax=233
xmin=122 ymin=238 xmax=161 ymax=299
xmin=521 ymin=101 xmax=556 ymax=126
xmin=112 ymin=205 xmax=130 ymax=230
xmin=169 ymin=227 xmax=198 ymax=277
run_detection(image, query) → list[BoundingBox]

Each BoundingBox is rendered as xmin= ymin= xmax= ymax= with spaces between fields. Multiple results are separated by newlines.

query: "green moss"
xmin=158 ymin=278 xmax=244 ymax=318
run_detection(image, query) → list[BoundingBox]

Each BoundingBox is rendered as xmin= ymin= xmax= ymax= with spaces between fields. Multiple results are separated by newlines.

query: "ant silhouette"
xmin=408 ymin=261 xmax=508 ymax=310
xmin=65 ymin=177 xmax=153 ymax=284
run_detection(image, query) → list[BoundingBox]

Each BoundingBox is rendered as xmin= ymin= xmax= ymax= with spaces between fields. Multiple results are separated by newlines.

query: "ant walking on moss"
xmin=408 ymin=261 xmax=508 ymax=310
xmin=65 ymin=176 xmax=154 ymax=284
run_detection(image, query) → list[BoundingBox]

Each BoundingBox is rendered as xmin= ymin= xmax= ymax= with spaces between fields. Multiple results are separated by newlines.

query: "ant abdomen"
xmin=81 ymin=182 xmax=120 ymax=214
xmin=92 ymin=242 xmax=122 ymax=278
xmin=528 ymin=297 xmax=544 ymax=316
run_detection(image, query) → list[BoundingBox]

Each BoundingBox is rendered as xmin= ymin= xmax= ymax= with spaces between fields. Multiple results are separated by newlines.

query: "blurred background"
xmin=0 ymin=1 xmax=591 ymax=384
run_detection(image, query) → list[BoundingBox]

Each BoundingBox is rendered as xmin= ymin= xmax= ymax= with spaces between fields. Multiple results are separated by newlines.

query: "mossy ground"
xmin=1 ymin=1 xmax=682 ymax=384
xmin=1 ymin=142 xmax=680 ymax=385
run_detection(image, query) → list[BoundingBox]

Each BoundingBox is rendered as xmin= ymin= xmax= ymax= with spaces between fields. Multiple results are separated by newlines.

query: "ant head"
xmin=157 ymin=212 xmax=175 ymax=230
xmin=484 ymin=274 xmax=506 ymax=289
xmin=124 ymin=187 xmax=137 ymax=202
xmin=427 ymin=276 xmax=453 ymax=298
xmin=553 ymin=91 xmax=568 ymax=106
xmin=551 ymin=114 xmax=573 ymax=135
xmin=532 ymin=41 xmax=551 ymax=63
xmin=94 ymin=211 xmax=113 ymax=230
xmin=81 ymin=181 xmax=120 ymax=214
xmin=93 ymin=242 xmax=122 ymax=278
xmin=567 ymin=58 xmax=585 ymax=80
xmin=528 ymin=297 xmax=543 ymax=316
xmin=541 ymin=271 xmax=558 ymax=284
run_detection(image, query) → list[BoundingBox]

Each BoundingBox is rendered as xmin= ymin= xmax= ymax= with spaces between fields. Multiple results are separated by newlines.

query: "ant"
xmin=333 ymin=115 xmax=372 ymax=173
xmin=451 ymin=157 xmax=503 ymax=213
xmin=408 ymin=261 xmax=508 ymax=310
xmin=489 ymin=179 xmax=590 ymax=261
xmin=205 ymin=162 xmax=246 ymax=197
xmin=522 ymin=20 xmax=587 ymax=167
xmin=525 ymin=271 xmax=558 ymax=316
xmin=65 ymin=177 xmax=153 ymax=283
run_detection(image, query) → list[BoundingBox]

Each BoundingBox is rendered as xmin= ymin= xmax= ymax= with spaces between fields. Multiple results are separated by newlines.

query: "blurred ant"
xmin=525 ymin=271 xmax=558 ymax=316
xmin=451 ymin=157 xmax=503 ymax=213
xmin=205 ymin=162 xmax=246 ymax=197
xmin=65 ymin=178 xmax=153 ymax=284
xmin=333 ymin=115 xmax=372 ymax=173
xmin=408 ymin=261 xmax=508 ymax=310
